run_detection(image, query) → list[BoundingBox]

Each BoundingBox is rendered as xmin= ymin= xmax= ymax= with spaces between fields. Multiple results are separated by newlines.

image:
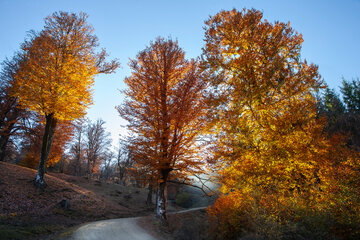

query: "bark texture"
xmin=156 ymin=181 xmax=168 ymax=222
xmin=156 ymin=170 xmax=169 ymax=222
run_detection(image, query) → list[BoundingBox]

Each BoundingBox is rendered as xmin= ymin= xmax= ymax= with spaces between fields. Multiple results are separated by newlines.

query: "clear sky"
xmin=1 ymin=0 xmax=359 ymax=145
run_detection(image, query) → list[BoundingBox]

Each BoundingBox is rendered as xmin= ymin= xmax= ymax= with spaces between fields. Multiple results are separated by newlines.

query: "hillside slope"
xmin=0 ymin=162 xmax=153 ymax=240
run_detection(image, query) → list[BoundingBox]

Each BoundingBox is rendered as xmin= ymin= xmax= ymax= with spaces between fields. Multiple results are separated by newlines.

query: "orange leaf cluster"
xmin=118 ymin=38 xmax=207 ymax=183
xmin=12 ymin=13 xmax=99 ymax=121
xmin=202 ymin=10 xmax=360 ymax=235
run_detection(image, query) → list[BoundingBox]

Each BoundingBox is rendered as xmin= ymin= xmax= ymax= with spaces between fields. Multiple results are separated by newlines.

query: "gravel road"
xmin=65 ymin=207 xmax=207 ymax=240
xmin=67 ymin=217 xmax=157 ymax=240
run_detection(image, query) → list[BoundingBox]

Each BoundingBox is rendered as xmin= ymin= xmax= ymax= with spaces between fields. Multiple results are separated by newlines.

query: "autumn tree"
xmin=115 ymin=141 xmax=134 ymax=186
xmin=68 ymin=119 xmax=86 ymax=176
xmin=118 ymin=38 xmax=206 ymax=221
xmin=0 ymin=53 xmax=29 ymax=162
xmin=100 ymin=151 xmax=115 ymax=181
xmin=202 ymin=9 xmax=342 ymax=227
xmin=84 ymin=119 xmax=112 ymax=178
xmin=12 ymin=12 xmax=119 ymax=188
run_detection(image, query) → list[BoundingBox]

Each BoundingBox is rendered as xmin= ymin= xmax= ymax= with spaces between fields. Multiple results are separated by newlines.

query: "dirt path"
xmin=66 ymin=217 xmax=157 ymax=240
xmin=64 ymin=207 xmax=207 ymax=240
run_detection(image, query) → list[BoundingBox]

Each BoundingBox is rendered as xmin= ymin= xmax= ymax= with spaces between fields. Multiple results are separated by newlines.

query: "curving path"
xmin=67 ymin=217 xmax=156 ymax=240
xmin=65 ymin=207 xmax=206 ymax=240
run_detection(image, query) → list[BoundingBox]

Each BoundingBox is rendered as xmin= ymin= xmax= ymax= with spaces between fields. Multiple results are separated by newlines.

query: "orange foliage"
xmin=203 ymin=8 xmax=360 ymax=238
xmin=118 ymin=38 xmax=207 ymax=180
xmin=10 ymin=12 xmax=118 ymax=186
xmin=12 ymin=12 xmax=111 ymax=120
xmin=20 ymin=118 xmax=74 ymax=168
xmin=203 ymin=8 xmax=329 ymax=201
xmin=118 ymin=38 xmax=207 ymax=220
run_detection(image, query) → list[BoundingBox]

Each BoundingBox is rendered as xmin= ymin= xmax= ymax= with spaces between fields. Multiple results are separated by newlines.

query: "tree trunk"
xmin=75 ymin=144 xmax=81 ymax=176
xmin=34 ymin=113 xmax=57 ymax=188
xmin=74 ymin=126 xmax=82 ymax=176
xmin=155 ymin=187 xmax=159 ymax=208
xmin=0 ymin=134 xmax=10 ymax=162
xmin=0 ymin=121 xmax=16 ymax=162
xmin=156 ymin=181 xmax=167 ymax=221
xmin=59 ymin=155 xmax=64 ymax=173
xmin=119 ymin=167 xmax=125 ymax=186
xmin=87 ymin=159 xmax=91 ymax=179
xmin=156 ymin=171 xmax=169 ymax=222
xmin=146 ymin=184 xmax=153 ymax=206
xmin=75 ymin=151 xmax=80 ymax=176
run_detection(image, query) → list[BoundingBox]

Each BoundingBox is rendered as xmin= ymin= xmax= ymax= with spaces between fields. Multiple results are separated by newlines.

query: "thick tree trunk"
xmin=156 ymin=170 xmax=169 ymax=222
xmin=34 ymin=113 xmax=57 ymax=188
xmin=146 ymin=184 xmax=153 ymax=206
xmin=156 ymin=181 xmax=167 ymax=222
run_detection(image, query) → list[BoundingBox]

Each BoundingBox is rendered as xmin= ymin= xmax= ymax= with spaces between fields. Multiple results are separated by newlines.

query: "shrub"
xmin=208 ymin=189 xmax=360 ymax=240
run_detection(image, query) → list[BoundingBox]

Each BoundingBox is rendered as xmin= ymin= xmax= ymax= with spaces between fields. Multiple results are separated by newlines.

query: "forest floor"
xmin=0 ymin=162 xmax=212 ymax=240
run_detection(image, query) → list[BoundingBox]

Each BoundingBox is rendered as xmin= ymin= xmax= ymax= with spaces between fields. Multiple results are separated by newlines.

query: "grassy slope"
xmin=0 ymin=162 xmax=154 ymax=240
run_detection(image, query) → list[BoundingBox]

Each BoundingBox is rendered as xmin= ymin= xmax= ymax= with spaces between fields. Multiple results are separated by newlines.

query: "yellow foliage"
xmin=203 ymin=8 xmax=360 ymax=238
xmin=203 ymin=8 xmax=328 ymax=200
xmin=13 ymin=32 xmax=95 ymax=120
xmin=11 ymin=12 xmax=118 ymax=121
xmin=10 ymin=12 xmax=118 ymax=186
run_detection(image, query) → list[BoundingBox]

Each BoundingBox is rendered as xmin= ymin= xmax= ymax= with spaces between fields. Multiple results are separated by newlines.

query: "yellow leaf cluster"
xmin=12 ymin=12 xmax=101 ymax=121
xmin=203 ymin=8 xmax=340 ymax=204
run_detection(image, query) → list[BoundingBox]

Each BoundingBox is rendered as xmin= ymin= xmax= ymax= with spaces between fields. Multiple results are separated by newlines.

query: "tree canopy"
xmin=202 ymin=8 xmax=327 ymax=196
xmin=12 ymin=12 xmax=119 ymax=121
xmin=11 ymin=11 xmax=119 ymax=187
xmin=118 ymin=38 xmax=207 ymax=221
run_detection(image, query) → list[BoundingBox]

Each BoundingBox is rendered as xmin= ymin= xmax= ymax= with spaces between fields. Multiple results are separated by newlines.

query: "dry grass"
xmin=50 ymin=172 xmax=154 ymax=216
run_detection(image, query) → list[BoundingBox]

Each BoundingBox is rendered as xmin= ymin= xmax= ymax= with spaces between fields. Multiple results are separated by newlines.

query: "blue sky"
xmin=1 ymin=0 xmax=359 ymax=144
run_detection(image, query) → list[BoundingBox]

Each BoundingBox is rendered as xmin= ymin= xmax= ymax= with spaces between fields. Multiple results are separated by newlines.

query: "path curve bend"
xmin=68 ymin=217 xmax=157 ymax=240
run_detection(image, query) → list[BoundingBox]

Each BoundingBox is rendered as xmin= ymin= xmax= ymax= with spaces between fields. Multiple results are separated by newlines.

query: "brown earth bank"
xmin=0 ymin=162 xmax=156 ymax=240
